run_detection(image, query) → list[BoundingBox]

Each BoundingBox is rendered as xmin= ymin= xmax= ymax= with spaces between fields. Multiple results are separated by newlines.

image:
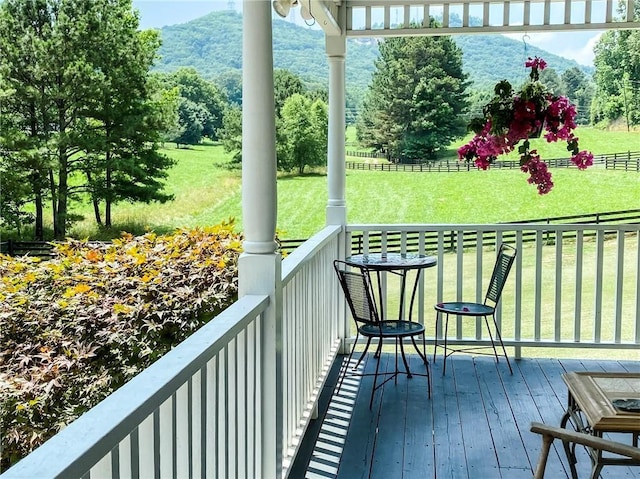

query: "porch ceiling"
xmin=316 ymin=0 xmax=640 ymax=36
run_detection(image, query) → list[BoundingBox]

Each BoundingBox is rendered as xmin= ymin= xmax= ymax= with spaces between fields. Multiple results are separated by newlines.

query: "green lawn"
xmin=57 ymin=129 xmax=640 ymax=240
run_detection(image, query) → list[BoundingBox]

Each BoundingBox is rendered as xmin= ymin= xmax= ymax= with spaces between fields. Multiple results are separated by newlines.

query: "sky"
xmin=132 ymin=0 xmax=603 ymax=66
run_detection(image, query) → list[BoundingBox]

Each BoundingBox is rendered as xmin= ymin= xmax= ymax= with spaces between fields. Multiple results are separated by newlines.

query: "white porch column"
xmin=326 ymin=35 xmax=347 ymax=227
xmin=325 ymin=34 xmax=349 ymax=354
xmin=240 ymin=2 xmax=282 ymax=478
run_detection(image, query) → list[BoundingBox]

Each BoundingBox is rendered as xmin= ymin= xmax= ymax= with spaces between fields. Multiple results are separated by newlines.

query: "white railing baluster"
xmin=475 ymin=233 xmax=483 ymax=339
xmin=138 ymin=414 xmax=154 ymax=478
xmin=175 ymin=382 xmax=189 ymax=479
xmin=534 ymin=231 xmax=544 ymax=341
xmin=159 ymin=397 xmax=173 ymax=477
xmin=495 ymin=231 xmax=504 ymax=336
xmin=455 ymin=230 xmax=464 ymax=339
xmin=574 ymin=231 xmax=584 ymax=342
xmin=90 ymin=454 xmax=111 ymax=479
xmin=594 ymin=230 xmax=605 ymax=342
xmin=191 ymin=371 xmax=202 ymax=479
xmin=206 ymin=358 xmax=216 ymax=479
xmin=555 ymin=232 xmax=563 ymax=342
xmin=119 ymin=432 xmax=132 ymax=479
xmin=615 ymin=232 xmax=625 ymax=342
xmin=636 ymin=232 xmax=640 ymax=344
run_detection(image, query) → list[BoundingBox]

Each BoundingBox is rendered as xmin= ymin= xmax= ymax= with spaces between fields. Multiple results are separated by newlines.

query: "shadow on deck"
xmin=291 ymin=353 xmax=640 ymax=479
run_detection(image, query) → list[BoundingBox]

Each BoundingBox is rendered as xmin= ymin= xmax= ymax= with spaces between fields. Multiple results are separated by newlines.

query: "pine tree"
xmin=356 ymin=28 xmax=469 ymax=162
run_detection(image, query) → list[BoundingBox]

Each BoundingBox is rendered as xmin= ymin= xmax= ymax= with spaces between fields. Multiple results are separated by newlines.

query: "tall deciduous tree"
xmin=591 ymin=2 xmax=640 ymax=127
xmin=278 ymin=94 xmax=328 ymax=174
xmin=164 ymin=68 xmax=227 ymax=145
xmin=218 ymin=105 xmax=242 ymax=163
xmin=356 ymin=28 xmax=469 ymax=162
xmin=0 ymin=0 xmax=174 ymax=238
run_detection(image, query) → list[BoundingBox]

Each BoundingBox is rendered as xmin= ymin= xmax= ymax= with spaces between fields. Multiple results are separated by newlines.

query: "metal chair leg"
xmin=369 ymin=344 xmax=382 ymax=409
xmin=353 ymin=336 xmax=372 ymax=370
xmin=490 ymin=314 xmax=513 ymax=374
xmin=442 ymin=313 xmax=450 ymax=375
xmin=433 ymin=311 xmax=440 ymax=363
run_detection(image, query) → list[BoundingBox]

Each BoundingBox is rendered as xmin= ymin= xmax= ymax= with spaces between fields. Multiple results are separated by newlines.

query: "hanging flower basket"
xmin=458 ymin=57 xmax=594 ymax=194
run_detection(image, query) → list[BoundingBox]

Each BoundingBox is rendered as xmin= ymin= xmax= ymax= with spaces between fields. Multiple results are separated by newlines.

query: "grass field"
xmin=40 ymin=128 xmax=640 ymax=240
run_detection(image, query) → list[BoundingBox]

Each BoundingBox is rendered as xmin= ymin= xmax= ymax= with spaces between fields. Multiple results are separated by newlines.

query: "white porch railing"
xmin=344 ymin=0 xmax=640 ymax=37
xmin=0 ymin=294 xmax=270 ymax=479
xmin=346 ymin=223 xmax=640 ymax=355
xmin=0 ymin=226 xmax=343 ymax=479
xmin=3 ymin=222 xmax=639 ymax=478
xmin=280 ymin=225 xmax=342 ymax=475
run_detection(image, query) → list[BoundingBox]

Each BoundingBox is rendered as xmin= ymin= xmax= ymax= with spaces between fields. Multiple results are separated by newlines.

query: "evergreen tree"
xmin=561 ymin=67 xmax=593 ymax=125
xmin=274 ymin=69 xmax=304 ymax=116
xmin=356 ymin=29 xmax=469 ymax=162
xmin=539 ymin=68 xmax=565 ymax=96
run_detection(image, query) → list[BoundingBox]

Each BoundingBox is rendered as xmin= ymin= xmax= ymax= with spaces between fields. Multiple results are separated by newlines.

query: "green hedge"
xmin=0 ymin=223 xmax=242 ymax=468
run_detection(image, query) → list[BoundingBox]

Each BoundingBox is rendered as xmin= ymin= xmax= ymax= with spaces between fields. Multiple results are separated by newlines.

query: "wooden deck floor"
xmin=291 ymin=353 xmax=640 ymax=479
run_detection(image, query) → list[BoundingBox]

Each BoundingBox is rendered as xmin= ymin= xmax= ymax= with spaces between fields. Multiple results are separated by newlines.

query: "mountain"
xmin=455 ymin=35 xmax=594 ymax=90
xmin=152 ymin=10 xmax=594 ymax=96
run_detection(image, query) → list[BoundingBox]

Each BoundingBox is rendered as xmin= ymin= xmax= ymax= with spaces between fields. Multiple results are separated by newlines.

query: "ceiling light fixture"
xmin=272 ymin=0 xmax=297 ymax=18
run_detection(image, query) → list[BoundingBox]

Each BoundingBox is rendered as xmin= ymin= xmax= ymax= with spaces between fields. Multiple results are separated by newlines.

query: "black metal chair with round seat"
xmin=334 ymin=259 xmax=431 ymax=409
xmin=433 ymin=243 xmax=516 ymax=375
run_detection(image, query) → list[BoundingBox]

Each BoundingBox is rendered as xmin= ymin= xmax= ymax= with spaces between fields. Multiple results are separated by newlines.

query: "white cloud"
xmin=503 ymin=31 xmax=603 ymax=66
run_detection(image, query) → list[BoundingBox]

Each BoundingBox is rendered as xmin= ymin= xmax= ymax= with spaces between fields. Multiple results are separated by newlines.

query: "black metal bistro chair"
xmin=334 ymin=260 xmax=431 ymax=409
xmin=433 ymin=243 xmax=516 ymax=375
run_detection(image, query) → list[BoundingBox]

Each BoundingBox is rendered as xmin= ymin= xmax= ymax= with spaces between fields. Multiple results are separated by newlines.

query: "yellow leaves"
xmin=12 ymin=296 xmax=27 ymax=306
xmin=9 ymin=262 xmax=27 ymax=273
xmin=62 ymin=283 xmax=92 ymax=298
xmin=227 ymin=239 xmax=243 ymax=251
xmin=139 ymin=270 xmax=159 ymax=283
xmin=75 ymin=283 xmax=92 ymax=294
xmin=113 ymin=303 xmax=132 ymax=315
xmin=126 ymin=246 xmax=147 ymax=265
xmin=23 ymin=272 xmax=37 ymax=283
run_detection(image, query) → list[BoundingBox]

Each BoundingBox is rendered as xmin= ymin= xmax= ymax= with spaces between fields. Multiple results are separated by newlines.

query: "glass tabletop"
xmin=345 ymin=252 xmax=437 ymax=270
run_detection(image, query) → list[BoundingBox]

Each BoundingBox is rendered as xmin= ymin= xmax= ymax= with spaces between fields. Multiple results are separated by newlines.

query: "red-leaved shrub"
xmin=0 ymin=223 xmax=241 ymax=468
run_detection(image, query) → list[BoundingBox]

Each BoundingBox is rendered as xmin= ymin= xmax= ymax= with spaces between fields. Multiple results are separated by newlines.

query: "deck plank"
xmin=335 ymin=353 xmax=384 ymax=479
xmin=431 ymin=355 xmax=468 ymax=479
xmin=401 ymin=355 xmax=435 ymax=478
xmin=474 ymin=356 xmax=530 ymax=471
xmin=370 ymin=354 xmax=410 ymax=479
xmin=450 ymin=355 xmax=501 ymax=478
